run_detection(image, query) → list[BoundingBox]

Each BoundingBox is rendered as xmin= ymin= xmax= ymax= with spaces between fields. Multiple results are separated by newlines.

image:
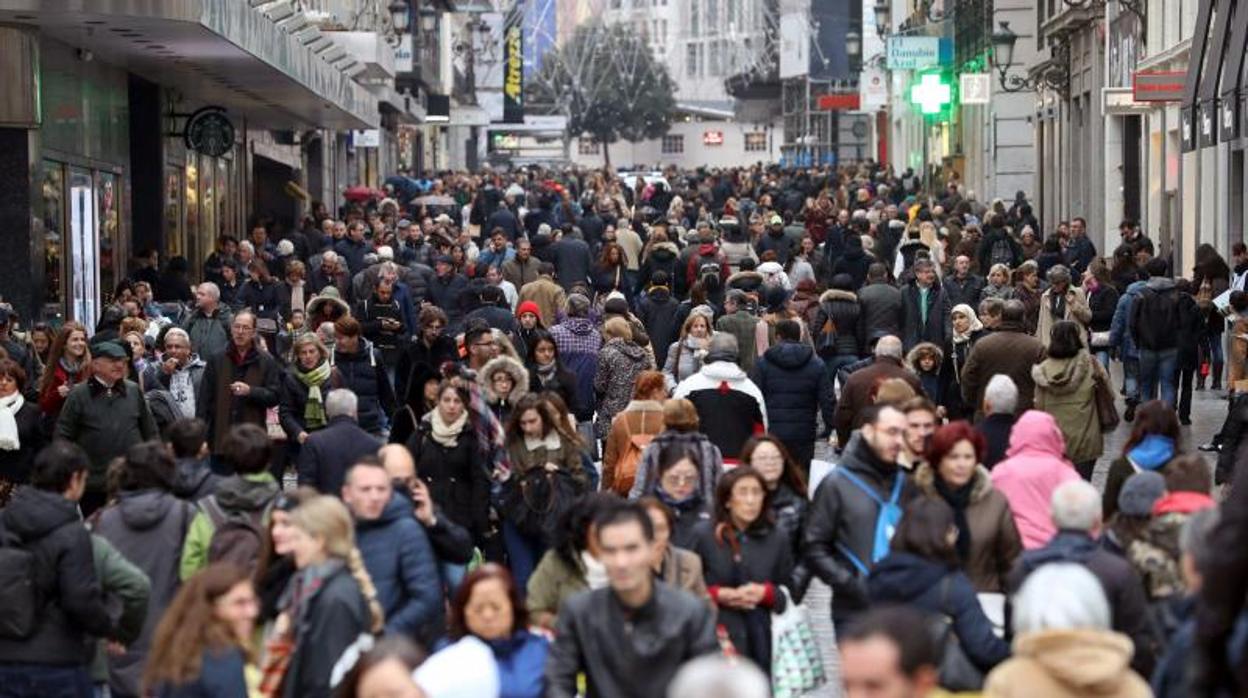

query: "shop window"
xmin=40 ymin=161 xmax=65 ymax=323
xmin=186 ymin=157 xmax=199 ymax=268
xmin=745 ymin=132 xmax=768 ymax=152
xmin=662 ymin=135 xmax=684 ymax=154
xmin=96 ymin=171 xmax=118 ymax=307
xmin=165 ymin=165 xmax=184 ymax=262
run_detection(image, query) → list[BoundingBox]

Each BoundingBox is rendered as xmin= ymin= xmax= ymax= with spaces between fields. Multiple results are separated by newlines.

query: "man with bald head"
xmin=960 ymin=299 xmax=1046 ymax=417
xmin=379 ymin=444 xmax=474 ymax=584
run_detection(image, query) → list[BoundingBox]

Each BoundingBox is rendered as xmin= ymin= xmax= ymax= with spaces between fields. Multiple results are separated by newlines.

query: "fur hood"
xmin=905 ymin=342 xmax=945 ymax=369
xmin=726 ymin=269 xmax=764 ymax=288
xmin=914 ymin=463 xmax=995 ymax=504
xmin=477 ymin=355 xmax=530 ymax=404
xmin=644 ymin=241 xmax=680 ymax=261
xmin=1031 ymin=353 xmax=1091 ymax=396
xmin=818 ymin=289 xmax=858 ymax=304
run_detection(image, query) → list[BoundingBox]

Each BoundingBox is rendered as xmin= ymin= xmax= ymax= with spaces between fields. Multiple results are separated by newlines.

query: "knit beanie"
xmin=1118 ymin=471 xmax=1167 ymax=517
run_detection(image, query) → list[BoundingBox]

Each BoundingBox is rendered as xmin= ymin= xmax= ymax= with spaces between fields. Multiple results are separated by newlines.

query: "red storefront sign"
xmin=817 ymin=93 xmax=861 ymax=110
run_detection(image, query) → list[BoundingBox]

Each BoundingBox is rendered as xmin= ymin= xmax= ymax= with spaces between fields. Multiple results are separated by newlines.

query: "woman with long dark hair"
xmin=590 ymin=242 xmax=630 ymax=307
xmin=37 ymin=321 xmax=90 ymax=426
xmin=143 ymin=564 xmax=258 ymax=697
xmin=739 ymin=435 xmax=808 ymax=559
xmin=689 ymin=467 xmax=794 ymax=673
xmin=1085 ymin=258 xmax=1120 ymax=370
xmin=501 ymin=394 xmax=588 ymax=589
xmin=1101 ymin=400 xmax=1181 ymax=520
xmin=1193 ymin=242 xmax=1232 ymax=391
xmin=524 ymin=329 xmax=578 ymax=410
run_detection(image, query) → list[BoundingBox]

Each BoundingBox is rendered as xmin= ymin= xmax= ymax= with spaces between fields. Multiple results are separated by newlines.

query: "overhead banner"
xmin=779 ymin=12 xmax=810 ymax=79
xmin=861 ymin=65 xmax=888 ymax=108
xmin=475 ymin=12 xmax=504 ymax=91
xmin=503 ymin=6 xmax=524 ymax=124
xmin=886 ymin=36 xmax=948 ymax=70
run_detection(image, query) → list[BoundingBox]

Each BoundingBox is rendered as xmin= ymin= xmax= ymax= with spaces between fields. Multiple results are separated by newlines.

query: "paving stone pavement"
xmin=797 ymin=364 xmax=1228 ymax=696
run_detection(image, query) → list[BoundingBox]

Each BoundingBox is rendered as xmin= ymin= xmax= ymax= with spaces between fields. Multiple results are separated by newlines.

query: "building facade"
xmin=0 ymin=0 xmax=417 ymax=326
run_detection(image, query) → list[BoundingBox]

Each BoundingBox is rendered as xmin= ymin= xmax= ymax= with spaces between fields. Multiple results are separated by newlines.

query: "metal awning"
xmin=0 ymin=0 xmax=380 ymax=129
xmin=366 ymin=82 xmax=426 ymax=124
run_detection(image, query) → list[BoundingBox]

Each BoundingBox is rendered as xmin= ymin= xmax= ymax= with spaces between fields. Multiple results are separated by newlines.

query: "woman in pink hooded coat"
xmin=989 ymin=410 xmax=1081 ymax=549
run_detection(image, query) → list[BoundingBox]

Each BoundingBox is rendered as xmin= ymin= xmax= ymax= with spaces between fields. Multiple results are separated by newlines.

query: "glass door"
xmin=96 ymin=171 xmax=119 ymax=307
xmin=68 ymin=167 xmax=99 ymax=328
xmin=40 ymin=161 xmax=66 ymax=325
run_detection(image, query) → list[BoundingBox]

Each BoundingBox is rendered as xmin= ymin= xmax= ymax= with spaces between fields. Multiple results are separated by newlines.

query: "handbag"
xmin=259 ymin=616 xmax=295 ymax=698
xmin=928 ymin=576 xmax=986 ymax=692
xmin=770 ymin=586 xmax=827 ymax=698
xmin=266 ymin=406 xmax=287 ymax=441
xmin=1089 ymin=330 xmax=1112 ymax=348
xmin=1092 ymin=361 xmax=1120 ymax=430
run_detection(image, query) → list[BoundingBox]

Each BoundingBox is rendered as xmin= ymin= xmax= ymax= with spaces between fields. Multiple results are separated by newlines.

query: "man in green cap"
xmin=56 ymin=339 xmax=158 ymax=515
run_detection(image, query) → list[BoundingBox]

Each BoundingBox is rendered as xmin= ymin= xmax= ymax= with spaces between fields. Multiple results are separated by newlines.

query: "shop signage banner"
xmin=860 ymin=66 xmax=889 ymax=108
xmin=779 ymin=11 xmax=810 ymax=79
xmin=395 ymin=34 xmax=413 ymax=73
xmin=503 ymin=7 xmax=524 ymax=123
xmin=886 ymin=37 xmax=946 ymax=70
xmin=475 ymin=13 xmax=505 ymax=90
xmin=960 ymin=74 xmax=991 ymax=104
xmin=1132 ymin=71 xmax=1186 ymax=102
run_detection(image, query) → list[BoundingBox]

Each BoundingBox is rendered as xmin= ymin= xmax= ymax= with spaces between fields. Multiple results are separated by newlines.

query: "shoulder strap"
xmin=888 ymin=472 xmax=905 ymax=504
xmin=837 ymin=468 xmax=885 ymax=506
xmin=198 ymin=495 xmax=227 ymax=529
xmin=836 ymin=542 xmax=870 ymax=576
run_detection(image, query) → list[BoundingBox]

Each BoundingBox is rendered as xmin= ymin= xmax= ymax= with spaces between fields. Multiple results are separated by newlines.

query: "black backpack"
xmin=0 ymin=527 xmax=44 ymax=639
xmin=1135 ymin=287 xmax=1180 ymax=350
xmin=500 ymin=468 xmax=583 ymax=542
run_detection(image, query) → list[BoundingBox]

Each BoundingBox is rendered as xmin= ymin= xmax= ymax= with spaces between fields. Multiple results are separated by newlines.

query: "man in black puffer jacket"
xmin=0 ymin=441 xmax=118 ymax=691
xmin=751 ymin=320 xmax=834 ymax=470
xmin=331 ymin=316 xmax=396 ymax=437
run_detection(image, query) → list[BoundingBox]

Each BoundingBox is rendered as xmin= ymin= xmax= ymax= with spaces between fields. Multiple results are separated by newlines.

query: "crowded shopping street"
xmin=0 ymin=1 xmax=1246 ymax=698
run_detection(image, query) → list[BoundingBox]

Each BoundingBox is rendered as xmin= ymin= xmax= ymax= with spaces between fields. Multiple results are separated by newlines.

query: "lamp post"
xmin=991 ymin=21 xmax=1070 ymax=96
xmin=873 ymin=0 xmax=891 ymax=37
xmin=389 ymin=0 xmax=410 ymax=33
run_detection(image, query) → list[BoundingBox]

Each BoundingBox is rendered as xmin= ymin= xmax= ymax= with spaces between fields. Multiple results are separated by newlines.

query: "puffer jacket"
xmin=804 ymin=432 xmax=916 ymax=624
xmin=593 ymin=338 xmax=654 ymax=440
xmin=92 ymin=489 xmax=197 ymax=695
xmin=1032 ymin=351 xmax=1106 ymax=465
xmin=812 ymin=289 xmax=863 ymax=357
xmin=355 ymin=490 xmax=442 ymax=640
xmin=750 ymin=342 xmax=833 ymax=445
xmin=914 ymin=465 xmax=1023 ymax=593
xmin=637 ymin=242 xmax=681 ymax=293
xmin=990 ymin=411 xmax=1080 ymax=549
xmin=637 ymin=287 xmax=681 ymax=368
xmin=478 ymin=355 xmax=530 ymax=425
xmin=673 ymin=361 xmax=768 ymax=461
xmin=331 ymin=341 xmax=397 ymax=435
xmin=869 ymin=552 xmax=1010 ymax=671
xmin=0 ymin=487 xmax=113 ymax=665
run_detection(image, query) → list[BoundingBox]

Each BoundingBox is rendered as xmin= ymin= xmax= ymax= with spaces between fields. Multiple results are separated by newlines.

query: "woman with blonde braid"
xmin=270 ymin=495 xmax=384 ymax=698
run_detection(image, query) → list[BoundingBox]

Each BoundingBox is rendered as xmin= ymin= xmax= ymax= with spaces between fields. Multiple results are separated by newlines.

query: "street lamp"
xmin=873 ymin=0 xmax=891 ymax=37
xmin=991 ymin=21 xmax=1071 ymax=96
xmin=846 ymin=30 xmax=862 ymax=71
xmin=389 ymin=0 xmax=410 ymax=34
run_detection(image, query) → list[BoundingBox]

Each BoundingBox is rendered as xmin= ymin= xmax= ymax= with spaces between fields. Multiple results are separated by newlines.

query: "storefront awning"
xmin=0 ymin=0 xmax=380 ymax=129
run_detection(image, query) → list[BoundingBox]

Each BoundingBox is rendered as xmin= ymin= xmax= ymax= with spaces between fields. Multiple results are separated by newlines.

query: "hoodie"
xmin=1130 ymin=276 xmax=1180 ymax=352
xmin=1031 ymin=352 xmax=1103 ymax=465
xmin=93 ymin=489 xmax=197 ymax=695
xmin=172 ymin=456 xmax=220 ymax=501
xmin=179 ymin=473 xmax=280 ymax=580
xmin=990 ymin=411 xmax=1080 ymax=549
xmin=0 ymin=487 xmax=113 ymax=665
xmin=984 ymin=629 xmax=1151 ymax=698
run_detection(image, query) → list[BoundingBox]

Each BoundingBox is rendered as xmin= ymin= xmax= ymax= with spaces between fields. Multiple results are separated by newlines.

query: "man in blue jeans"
xmin=1131 ymin=258 xmax=1182 ymax=409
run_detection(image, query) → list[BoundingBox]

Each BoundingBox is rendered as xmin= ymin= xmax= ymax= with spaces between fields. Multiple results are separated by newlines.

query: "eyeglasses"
xmin=661 ymin=473 xmax=698 ymax=487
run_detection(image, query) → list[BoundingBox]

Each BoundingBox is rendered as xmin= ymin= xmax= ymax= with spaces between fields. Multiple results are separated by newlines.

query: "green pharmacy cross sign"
xmin=910 ymin=72 xmax=953 ymax=116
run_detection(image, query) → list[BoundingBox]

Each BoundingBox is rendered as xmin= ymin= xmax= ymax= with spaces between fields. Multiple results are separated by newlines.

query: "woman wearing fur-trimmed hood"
xmin=477 ymin=354 xmax=530 ymax=425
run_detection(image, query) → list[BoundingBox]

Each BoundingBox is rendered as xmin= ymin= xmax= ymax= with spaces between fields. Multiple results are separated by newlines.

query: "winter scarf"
xmin=523 ymin=431 xmax=562 ymax=452
xmin=1047 ymin=289 xmax=1068 ymax=321
xmin=289 ymin=280 xmax=306 ymax=314
xmin=278 ymin=559 xmax=344 ymax=632
xmin=934 ymin=475 xmax=974 ymax=562
xmin=431 ymin=408 xmax=468 ymax=448
xmin=0 ymin=392 xmax=23 ymax=451
xmin=295 ymin=360 xmax=333 ymax=430
xmin=533 ymin=360 xmax=558 ymax=384
xmin=581 ymin=551 xmax=609 ymax=590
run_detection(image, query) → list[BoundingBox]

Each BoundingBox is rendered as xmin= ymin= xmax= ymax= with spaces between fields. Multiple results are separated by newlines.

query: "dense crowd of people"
xmin=1 ymin=162 xmax=1247 ymax=697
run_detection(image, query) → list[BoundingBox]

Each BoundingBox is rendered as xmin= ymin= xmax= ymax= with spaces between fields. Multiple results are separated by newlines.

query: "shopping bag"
xmin=771 ymin=586 xmax=827 ymax=697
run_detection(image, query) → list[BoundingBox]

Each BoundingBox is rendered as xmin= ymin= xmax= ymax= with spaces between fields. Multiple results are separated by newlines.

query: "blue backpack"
xmin=835 ymin=469 xmax=905 ymax=575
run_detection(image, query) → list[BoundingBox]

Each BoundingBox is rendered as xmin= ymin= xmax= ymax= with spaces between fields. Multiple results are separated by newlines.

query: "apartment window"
xmin=578 ymin=140 xmax=600 ymax=155
xmin=744 ymin=132 xmax=767 ymax=152
xmin=662 ymin=135 xmax=684 ymax=154
xmin=690 ymin=0 xmax=700 ymax=35
xmin=709 ymin=41 xmax=722 ymax=76
xmin=660 ymin=20 xmax=668 ymax=43
xmin=707 ymin=0 xmax=719 ymax=32
xmin=686 ymin=43 xmax=698 ymax=77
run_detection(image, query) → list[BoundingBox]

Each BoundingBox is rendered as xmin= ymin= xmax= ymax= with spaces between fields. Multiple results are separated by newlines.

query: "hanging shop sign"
xmin=703 ymin=130 xmax=724 ymax=145
xmin=817 ymin=93 xmax=861 ymax=110
xmin=184 ymin=107 xmax=235 ymax=158
xmin=1132 ymin=71 xmax=1186 ymax=102
xmin=960 ymin=74 xmax=991 ymax=104
xmin=886 ymin=37 xmax=950 ymax=70
xmin=502 ymin=8 xmax=524 ymax=124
